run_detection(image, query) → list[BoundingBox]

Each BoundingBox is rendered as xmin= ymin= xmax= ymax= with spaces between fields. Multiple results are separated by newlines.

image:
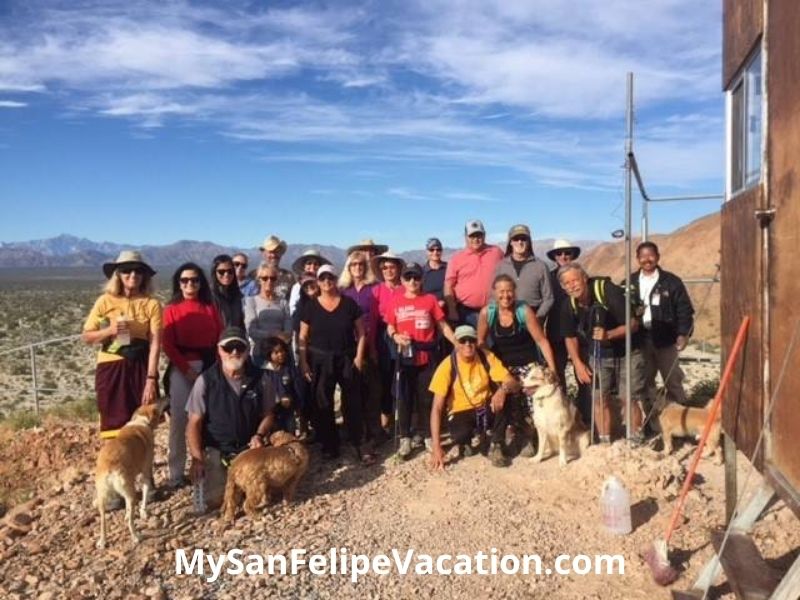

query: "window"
xmin=729 ymin=46 xmax=763 ymax=195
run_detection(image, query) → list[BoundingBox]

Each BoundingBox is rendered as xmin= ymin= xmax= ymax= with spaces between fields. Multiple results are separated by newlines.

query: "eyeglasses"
xmin=216 ymin=268 xmax=234 ymax=276
xmin=511 ymin=236 xmax=529 ymax=243
xmin=468 ymin=233 xmax=485 ymax=239
xmin=119 ymin=266 xmax=145 ymax=275
xmin=553 ymin=251 xmax=574 ymax=258
xmin=259 ymin=275 xmax=277 ymax=282
xmin=458 ymin=338 xmax=477 ymax=345
xmin=427 ymin=247 xmax=442 ymax=252
xmin=179 ymin=277 xmax=199 ymax=285
xmin=403 ymin=274 xmax=421 ymax=282
xmin=350 ymin=262 xmax=366 ymax=267
xmin=318 ymin=274 xmax=336 ymax=282
xmin=233 ymin=262 xmax=248 ymax=269
xmin=220 ymin=342 xmax=247 ymax=354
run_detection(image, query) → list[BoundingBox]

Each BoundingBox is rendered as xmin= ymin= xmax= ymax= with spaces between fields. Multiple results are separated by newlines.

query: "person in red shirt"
xmin=162 ymin=262 xmax=223 ymax=487
xmin=386 ymin=263 xmax=456 ymax=458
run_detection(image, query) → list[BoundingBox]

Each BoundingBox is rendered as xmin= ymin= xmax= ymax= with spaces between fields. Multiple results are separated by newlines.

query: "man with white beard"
xmin=186 ymin=327 xmax=277 ymax=509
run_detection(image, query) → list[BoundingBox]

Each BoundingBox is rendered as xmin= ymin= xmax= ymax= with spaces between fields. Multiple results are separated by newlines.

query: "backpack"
xmin=448 ymin=348 xmax=497 ymax=408
xmin=486 ymin=300 xmax=528 ymax=331
xmin=570 ymin=277 xmax=611 ymax=314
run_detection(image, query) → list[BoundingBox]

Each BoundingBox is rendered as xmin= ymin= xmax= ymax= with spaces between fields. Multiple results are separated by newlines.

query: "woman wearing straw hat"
xmin=370 ymin=251 xmax=406 ymax=430
xmin=288 ymin=247 xmax=331 ymax=315
xmin=259 ymin=235 xmax=294 ymax=301
xmin=545 ymin=239 xmax=581 ymax=390
xmin=81 ymin=251 xmax=162 ymax=439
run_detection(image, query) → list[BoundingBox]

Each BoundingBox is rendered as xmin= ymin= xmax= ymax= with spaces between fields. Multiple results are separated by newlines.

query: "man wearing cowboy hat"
xmin=545 ymin=239 xmax=582 ymax=390
xmin=494 ymin=224 xmax=553 ymax=320
xmin=443 ymin=219 xmax=504 ymax=327
xmin=288 ymin=247 xmax=332 ymax=315
xmin=259 ymin=235 xmax=294 ymax=301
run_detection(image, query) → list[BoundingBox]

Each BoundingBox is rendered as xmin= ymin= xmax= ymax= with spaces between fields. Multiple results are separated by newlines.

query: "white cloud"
xmin=0 ymin=100 xmax=26 ymax=108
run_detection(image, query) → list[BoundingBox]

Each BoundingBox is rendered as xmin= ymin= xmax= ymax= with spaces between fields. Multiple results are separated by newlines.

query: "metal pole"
xmin=642 ymin=197 xmax=649 ymax=242
xmin=624 ymin=72 xmax=634 ymax=440
xmin=30 ymin=346 xmax=40 ymax=417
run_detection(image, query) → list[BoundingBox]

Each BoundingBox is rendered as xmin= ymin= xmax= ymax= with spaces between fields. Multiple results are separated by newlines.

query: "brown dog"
xmin=658 ymin=401 xmax=722 ymax=464
xmin=221 ymin=431 xmax=310 ymax=523
xmin=95 ymin=400 xmax=167 ymax=548
xmin=522 ymin=365 xmax=590 ymax=467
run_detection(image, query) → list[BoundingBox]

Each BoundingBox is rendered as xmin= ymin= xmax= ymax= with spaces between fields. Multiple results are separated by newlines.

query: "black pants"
xmin=398 ymin=362 xmax=435 ymax=438
xmin=447 ymin=402 xmax=513 ymax=447
xmin=376 ymin=324 xmax=396 ymax=416
xmin=359 ymin=359 xmax=384 ymax=450
xmin=551 ymin=338 xmax=569 ymax=391
xmin=309 ymin=352 xmax=363 ymax=455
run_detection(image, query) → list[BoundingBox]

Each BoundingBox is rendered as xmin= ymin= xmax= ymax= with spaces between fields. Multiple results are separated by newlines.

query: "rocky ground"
xmin=1 ymin=416 xmax=798 ymax=600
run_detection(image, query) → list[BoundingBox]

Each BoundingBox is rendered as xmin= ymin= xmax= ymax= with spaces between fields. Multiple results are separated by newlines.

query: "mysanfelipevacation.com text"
xmin=176 ymin=547 xmax=625 ymax=583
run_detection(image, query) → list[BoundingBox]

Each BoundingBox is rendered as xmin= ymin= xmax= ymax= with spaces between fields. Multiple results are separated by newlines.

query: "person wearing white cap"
xmin=82 ymin=250 xmax=162 ymax=440
xmin=288 ymin=247 xmax=331 ymax=316
xmin=259 ymin=235 xmax=294 ymax=301
xmin=495 ymin=224 xmax=553 ymax=321
xmin=545 ymin=239 xmax=582 ymax=390
xmin=298 ymin=264 xmax=372 ymax=463
xmin=186 ymin=326 xmax=277 ymax=509
xmin=443 ymin=219 xmax=504 ymax=327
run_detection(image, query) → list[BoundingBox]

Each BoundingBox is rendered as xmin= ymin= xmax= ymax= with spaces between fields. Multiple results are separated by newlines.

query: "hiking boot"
xmin=411 ymin=434 xmax=424 ymax=449
xmin=598 ymin=434 xmax=611 ymax=445
xmin=424 ymin=437 xmax=433 ymax=453
xmin=461 ymin=443 xmax=475 ymax=458
xmin=518 ymin=440 xmax=536 ymax=458
xmin=489 ymin=443 xmax=510 ymax=468
xmin=398 ymin=437 xmax=412 ymax=459
xmin=629 ymin=431 xmax=646 ymax=448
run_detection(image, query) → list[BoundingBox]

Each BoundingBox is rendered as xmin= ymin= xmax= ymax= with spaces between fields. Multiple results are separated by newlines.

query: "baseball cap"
xmin=464 ymin=219 xmax=486 ymax=236
xmin=402 ymin=262 xmax=423 ymax=277
xmin=426 ymin=237 xmax=443 ymax=250
xmin=316 ymin=264 xmax=339 ymax=279
xmin=508 ymin=224 xmax=531 ymax=240
xmin=454 ymin=324 xmax=478 ymax=341
xmin=218 ymin=326 xmax=249 ymax=347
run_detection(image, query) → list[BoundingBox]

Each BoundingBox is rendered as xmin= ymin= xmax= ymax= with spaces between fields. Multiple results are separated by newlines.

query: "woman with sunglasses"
xmin=162 ymin=262 xmax=223 ymax=487
xmin=369 ymin=251 xmax=405 ymax=431
xmin=244 ymin=264 xmax=291 ymax=364
xmin=494 ymin=224 xmax=553 ymax=324
xmin=386 ymin=262 xmax=456 ymax=458
xmin=477 ymin=274 xmax=557 ymax=458
xmin=82 ymin=251 xmax=162 ymax=440
xmin=210 ymin=254 xmax=244 ymax=329
xmin=298 ymin=265 xmax=368 ymax=462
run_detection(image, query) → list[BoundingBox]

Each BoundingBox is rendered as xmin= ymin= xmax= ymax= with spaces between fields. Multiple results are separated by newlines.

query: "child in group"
xmin=261 ymin=336 xmax=301 ymax=436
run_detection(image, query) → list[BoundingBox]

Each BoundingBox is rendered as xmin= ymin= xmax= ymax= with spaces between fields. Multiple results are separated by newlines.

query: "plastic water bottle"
xmin=192 ymin=477 xmax=206 ymax=515
xmin=116 ymin=315 xmax=131 ymax=346
xmin=600 ymin=476 xmax=632 ymax=535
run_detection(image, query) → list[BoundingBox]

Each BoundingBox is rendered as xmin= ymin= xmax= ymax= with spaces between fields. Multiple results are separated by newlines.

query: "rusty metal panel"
xmin=720 ymin=189 xmax=763 ymax=466
xmin=723 ymin=0 xmax=763 ymax=88
xmin=766 ymin=0 xmax=800 ymax=500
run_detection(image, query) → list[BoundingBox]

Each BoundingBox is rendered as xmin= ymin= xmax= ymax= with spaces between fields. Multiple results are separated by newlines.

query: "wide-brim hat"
xmin=291 ymin=248 xmax=332 ymax=275
xmin=346 ymin=238 xmax=388 ymax=256
xmin=370 ymin=251 xmax=405 ymax=282
xmin=259 ymin=235 xmax=287 ymax=256
xmin=546 ymin=239 xmax=581 ymax=261
xmin=102 ymin=250 xmax=156 ymax=279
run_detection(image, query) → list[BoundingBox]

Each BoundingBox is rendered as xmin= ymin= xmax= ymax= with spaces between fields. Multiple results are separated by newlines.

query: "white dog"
xmin=95 ymin=400 xmax=166 ymax=548
xmin=523 ymin=365 xmax=589 ymax=467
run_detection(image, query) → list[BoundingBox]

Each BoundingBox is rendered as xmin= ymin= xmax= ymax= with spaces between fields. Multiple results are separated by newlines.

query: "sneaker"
xmin=629 ymin=431 xmax=646 ymax=447
xmin=411 ymin=434 xmax=424 ymax=449
xmin=166 ymin=477 xmax=187 ymax=491
xmin=398 ymin=437 xmax=412 ymax=459
xmin=518 ymin=440 xmax=536 ymax=458
xmin=424 ymin=437 xmax=434 ymax=453
xmin=488 ymin=443 xmax=510 ymax=468
xmin=598 ymin=434 xmax=612 ymax=445
xmin=461 ymin=444 xmax=475 ymax=458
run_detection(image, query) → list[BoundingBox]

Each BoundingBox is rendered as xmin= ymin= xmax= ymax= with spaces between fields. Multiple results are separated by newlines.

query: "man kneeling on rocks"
xmin=186 ymin=327 xmax=277 ymax=509
xmin=429 ymin=325 xmax=521 ymax=469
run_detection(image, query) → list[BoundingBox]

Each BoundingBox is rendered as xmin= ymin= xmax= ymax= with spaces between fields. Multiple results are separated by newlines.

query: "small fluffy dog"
xmin=95 ymin=400 xmax=166 ymax=548
xmin=522 ymin=365 xmax=590 ymax=467
xmin=658 ymin=401 xmax=722 ymax=464
xmin=221 ymin=431 xmax=310 ymax=523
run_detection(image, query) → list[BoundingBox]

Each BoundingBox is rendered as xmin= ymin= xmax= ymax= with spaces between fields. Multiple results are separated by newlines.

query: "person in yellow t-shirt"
xmin=82 ymin=251 xmax=162 ymax=439
xmin=429 ymin=325 xmax=520 ymax=469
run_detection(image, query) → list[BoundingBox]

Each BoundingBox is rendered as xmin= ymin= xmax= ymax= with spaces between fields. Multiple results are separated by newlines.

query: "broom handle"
xmin=663 ymin=316 xmax=751 ymax=544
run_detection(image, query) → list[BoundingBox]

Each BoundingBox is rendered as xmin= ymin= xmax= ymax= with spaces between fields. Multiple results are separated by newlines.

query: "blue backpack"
xmin=486 ymin=300 xmax=528 ymax=332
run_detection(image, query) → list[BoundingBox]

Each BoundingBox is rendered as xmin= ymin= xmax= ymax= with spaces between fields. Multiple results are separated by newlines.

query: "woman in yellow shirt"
xmin=82 ymin=251 xmax=162 ymax=439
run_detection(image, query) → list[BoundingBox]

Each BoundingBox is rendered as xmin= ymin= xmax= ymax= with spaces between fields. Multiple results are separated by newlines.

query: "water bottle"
xmin=116 ymin=314 xmax=131 ymax=346
xmin=600 ymin=476 xmax=632 ymax=535
xmin=192 ymin=477 xmax=206 ymax=515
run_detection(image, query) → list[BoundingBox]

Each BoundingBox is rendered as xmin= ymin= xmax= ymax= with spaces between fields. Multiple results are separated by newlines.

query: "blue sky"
xmin=0 ymin=0 xmax=724 ymax=251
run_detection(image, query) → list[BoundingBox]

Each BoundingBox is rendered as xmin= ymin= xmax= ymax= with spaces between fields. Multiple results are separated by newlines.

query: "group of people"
xmin=81 ymin=220 xmax=694 ymax=506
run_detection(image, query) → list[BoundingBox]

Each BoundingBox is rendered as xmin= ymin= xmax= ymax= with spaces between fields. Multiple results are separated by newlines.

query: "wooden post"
xmin=724 ymin=433 xmax=737 ymax=524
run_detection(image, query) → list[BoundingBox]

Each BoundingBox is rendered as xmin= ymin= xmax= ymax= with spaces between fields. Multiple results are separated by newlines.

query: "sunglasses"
xmin=553 ymin=251 xmax=574 ymax=257
xmin=381 ymin=264 xmax=397 ymax=270
xmin=233 ymin=261 xmax=248 ymax=269
xmin=179 ymin=277 xmax=199 ymax=285
xmin=350 ymin=262 xmax=366 ymax=267
xmin=216 ymin=268 xmax=234 ymax=276
xmin=318 ymin=274 xmax=336 ymax=282
xmin=428 ymin=247 xmax=442 ymax=252
xmin=220 ymin=342 xmax=247 ymax=354
xmin=458 ymin=338 xmax=477 ymax=345
xmin=403 ymin=274 xmax=421 ymax=282
xmin=259 ymin=275 xmax=277 ymax=282
xmin=511 ymin=236 xmax=529 ymax=243
xmin=468 ymin=233 xmax=485 ymax=239
xmin=119 ymin=266 xmax=145 ymax=275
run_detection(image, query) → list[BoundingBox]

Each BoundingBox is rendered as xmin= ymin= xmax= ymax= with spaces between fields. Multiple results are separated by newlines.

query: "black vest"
xmin=203 ymin=362 xmax=264 ymax=455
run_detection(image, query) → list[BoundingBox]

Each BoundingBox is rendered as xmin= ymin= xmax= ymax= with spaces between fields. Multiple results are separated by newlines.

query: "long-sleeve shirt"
xmin=162 ymin=299 xmax=223 ymax=375
xmin=495 ymin=255 xmax=553 ymax=318
xmin=244 ymin=295 xmax=292 ymax=347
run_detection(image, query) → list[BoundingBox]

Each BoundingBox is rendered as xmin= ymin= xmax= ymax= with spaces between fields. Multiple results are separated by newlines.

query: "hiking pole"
xmin=590 ymin=343 xmax=598 ymax=445
xmin=591 ymin=307 xmax=606 ymax=442
xmin=393 ymin=353 xmax=402 ymax=459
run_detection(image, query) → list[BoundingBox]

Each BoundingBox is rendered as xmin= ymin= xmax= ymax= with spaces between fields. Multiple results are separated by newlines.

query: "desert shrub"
xmin=48 ymin=396 xmax=97 ymax=422
xmin=688 ymin=378 xmax=719 ymax=407
xmin=4 ymin=410 xmax=41 ymax=430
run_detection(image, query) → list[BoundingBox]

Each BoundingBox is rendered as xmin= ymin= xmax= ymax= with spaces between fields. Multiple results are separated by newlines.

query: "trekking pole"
xmin=590 ymin=343 xmax=598 ymax=445
xmin=393 ymin=354 xmax=402 ymax=457
xmin=591 ymin=307 xmax=606 ymax=442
